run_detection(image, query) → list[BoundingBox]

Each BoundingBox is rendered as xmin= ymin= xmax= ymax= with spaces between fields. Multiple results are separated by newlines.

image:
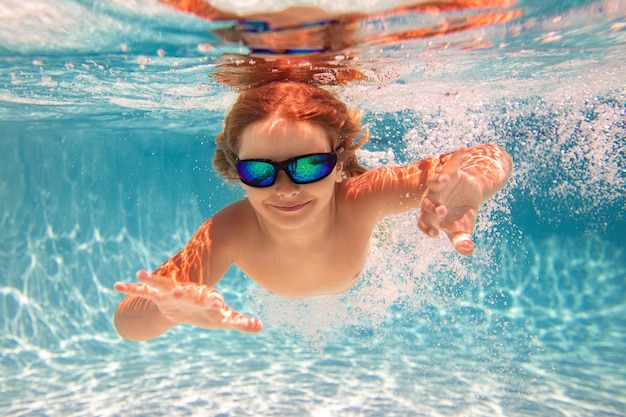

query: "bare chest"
xmin=235 ymin=226 xmax=371 ymax=298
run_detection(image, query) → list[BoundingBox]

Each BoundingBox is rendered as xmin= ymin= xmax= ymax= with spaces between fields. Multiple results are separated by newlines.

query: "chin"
xmin=266 ymin=212 xmax=313 ymax=230
xmin=263 ymin=202 xmax=320 ymax=230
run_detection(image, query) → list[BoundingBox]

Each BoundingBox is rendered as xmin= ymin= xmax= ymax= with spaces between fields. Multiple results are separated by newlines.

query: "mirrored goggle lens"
xmin=288 ymin=154 xmax=336 ymax=184
xmin=236 ymin=161 xmax=276 ymax=187
xmin=236 ymin=153 xmax=337 ymax=188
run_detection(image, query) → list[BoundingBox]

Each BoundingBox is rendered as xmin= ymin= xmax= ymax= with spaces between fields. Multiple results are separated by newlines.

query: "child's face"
xmin=238 ymin=116 xmax=343 ymax=231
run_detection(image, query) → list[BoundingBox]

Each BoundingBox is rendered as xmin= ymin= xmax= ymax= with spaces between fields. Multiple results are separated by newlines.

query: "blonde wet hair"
xmin=213 ymin=81 xmax=369 ymax=181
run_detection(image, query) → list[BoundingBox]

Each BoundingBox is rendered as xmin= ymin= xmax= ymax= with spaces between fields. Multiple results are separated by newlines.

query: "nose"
xmin=274 ymin=170 xmax=300 ymax=197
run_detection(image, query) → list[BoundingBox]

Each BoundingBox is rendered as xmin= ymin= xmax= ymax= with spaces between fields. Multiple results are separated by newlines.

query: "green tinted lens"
xmin=236 ymin=160 xmax=276 ymax=187
xmin=236 ymin=152 xmax=337 ymax=188
xmin=288 ymin=153 xmax=336 ymax=184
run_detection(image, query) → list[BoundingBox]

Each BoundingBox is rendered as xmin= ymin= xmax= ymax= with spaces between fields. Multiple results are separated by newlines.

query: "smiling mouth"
xmin=271 ymin=202 xmax=310 ymax=212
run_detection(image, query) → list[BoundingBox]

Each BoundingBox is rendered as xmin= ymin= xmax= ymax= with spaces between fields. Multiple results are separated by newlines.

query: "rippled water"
xmin=1 ymin=0 xmax=625 ymax=416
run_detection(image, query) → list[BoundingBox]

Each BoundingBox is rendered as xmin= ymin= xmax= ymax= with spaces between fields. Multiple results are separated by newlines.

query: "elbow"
xmin=113 ymin=314 xmax=140 ymax=341
xmin=113 ymin=308 xmax=158 ymax=342
xmin=113 ymin=319 xmax=156 ymax=342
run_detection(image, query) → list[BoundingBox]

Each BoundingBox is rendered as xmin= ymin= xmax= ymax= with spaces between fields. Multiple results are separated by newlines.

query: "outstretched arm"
xmin=344 ymin=144 xmax=512 ymax=255
xmin=114 ymin=271 xmax=262 ymax=341
xmin=113 ymin=215 xmax=262 ymax=341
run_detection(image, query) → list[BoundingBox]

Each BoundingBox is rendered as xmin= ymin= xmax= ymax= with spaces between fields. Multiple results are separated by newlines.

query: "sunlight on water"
xmin=1 ymin=0 xmax=625 ymax=415
xmin=3 ymin=194 xmax=623 ymax=415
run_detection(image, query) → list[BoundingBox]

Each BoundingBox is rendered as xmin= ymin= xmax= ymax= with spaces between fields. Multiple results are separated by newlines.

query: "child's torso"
xmin=230 ymin=198 xmax=375 ymax=298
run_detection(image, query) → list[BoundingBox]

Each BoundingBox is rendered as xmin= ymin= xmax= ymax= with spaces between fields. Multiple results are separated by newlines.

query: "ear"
xmin=334 ymin=161 xmax=344 ymax=183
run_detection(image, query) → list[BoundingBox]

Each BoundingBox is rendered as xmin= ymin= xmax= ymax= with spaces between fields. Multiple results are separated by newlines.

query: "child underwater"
xmin=114 ymin=0 xmax=515 ymax=341
xmin=114 ymin=81 xmax=512 ymax=340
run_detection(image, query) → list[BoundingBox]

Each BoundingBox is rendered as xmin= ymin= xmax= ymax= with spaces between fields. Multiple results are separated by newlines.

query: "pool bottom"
xmin=2 ymin=234 xmax=625 ymax=417
xmin=1 ymin=115 xmax=625 ymax=415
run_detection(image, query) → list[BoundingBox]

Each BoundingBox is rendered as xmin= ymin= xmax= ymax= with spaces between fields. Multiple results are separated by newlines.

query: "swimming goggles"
xmin=236 ymin=152 xmax=337 ymax=188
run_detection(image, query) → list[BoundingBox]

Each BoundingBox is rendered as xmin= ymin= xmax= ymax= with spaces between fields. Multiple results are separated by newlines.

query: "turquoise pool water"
xmin=1 ymin=0 xmax=625 ymax=416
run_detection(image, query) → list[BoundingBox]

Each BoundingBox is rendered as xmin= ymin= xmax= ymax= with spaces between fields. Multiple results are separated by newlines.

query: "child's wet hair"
xmin=213 ymin=81 xmax=369 ymax=181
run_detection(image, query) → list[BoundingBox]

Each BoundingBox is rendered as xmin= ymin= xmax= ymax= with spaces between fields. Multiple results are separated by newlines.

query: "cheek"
xmin=310 ymin=176 xmax=339 ymax=200
xmin=242 ymin=186 xmax=267 ymax=205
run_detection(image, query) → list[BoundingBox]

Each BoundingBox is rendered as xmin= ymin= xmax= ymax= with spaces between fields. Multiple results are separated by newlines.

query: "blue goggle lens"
xmin=236 ymin=152 xmax=337 ymax=188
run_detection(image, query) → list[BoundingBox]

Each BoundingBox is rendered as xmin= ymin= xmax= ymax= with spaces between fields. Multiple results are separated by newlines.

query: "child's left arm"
xmin=345 ymin=144 xmax=512 ymax=255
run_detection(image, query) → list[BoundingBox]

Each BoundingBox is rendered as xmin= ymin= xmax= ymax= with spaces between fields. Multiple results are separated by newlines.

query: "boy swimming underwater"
xmin=113 ymin=81 xmax=512 ymax=341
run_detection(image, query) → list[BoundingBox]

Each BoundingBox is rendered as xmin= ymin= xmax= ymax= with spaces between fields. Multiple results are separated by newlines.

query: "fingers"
xmin=418 ymin=204 xmax=477 ymax=256
xmin=196 ymin=291 xmax=263 ymax=333
xmin=190 ymin=288 xmax=263 ymax=333
xmin=226 ymin=310 xmax=264 ymax=333
xmin=115 ymin=272 xmax=262 ymax=334
xmin=418 ymin=198 xmax=447 ymax=238
xmin=113 ymin=281 xmax=162 ymax=298
xmin=421 ymin=196 xmax=447 ymax=217
xmin=114 ymin=270 xmax=179 ymax=298
xmin=449 ymin=232 xmax=474 ymax=256
xmin=417 ymin=221 xmax=475 ymax=256
xmin=136 ymin=269 xmax=151 ymax=281
xmin=137 ymin=270 xmax=178 ymax=292
xmin=113 ymin=282 xmax=131 ymax=293
xmin=425 ymin=172 xmax=451 ymax=194
xmin=112 ymin=270 xmax=152 ymax=294
xmin=420 ymin=146 xmax=479 ymax=255
xmin=204 ymin=290 xmax=225 ymax=310
xmin=423 ymin=147 xmax=468 ymax=217
xmin=171 ymin=285 xmax=225 ymax=309
xmin=198 ymin=290 xmax=263 ymax=333
xmin=418 ymin=213 xmax=440 ymax=237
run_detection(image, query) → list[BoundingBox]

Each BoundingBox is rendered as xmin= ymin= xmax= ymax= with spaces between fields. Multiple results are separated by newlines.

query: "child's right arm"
xmin=114 ymin=271 xmax=262 ymax=341
xmin=113 ymin=213 xmax=263 ymax=341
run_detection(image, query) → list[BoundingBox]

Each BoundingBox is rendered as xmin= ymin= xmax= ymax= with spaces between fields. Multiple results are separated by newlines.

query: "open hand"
xmin=114 ymin=270 xmax=263 ymax=333
xmin=418 ymin=146 xmax=483 ymax=256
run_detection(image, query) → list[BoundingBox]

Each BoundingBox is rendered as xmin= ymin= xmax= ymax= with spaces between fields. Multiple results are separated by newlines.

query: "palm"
xmin=114 ymin=270 xmax=263 ymax=333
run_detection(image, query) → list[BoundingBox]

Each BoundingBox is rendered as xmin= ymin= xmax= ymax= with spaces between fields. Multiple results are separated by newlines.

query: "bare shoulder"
xmin=185 ymin=200 xmax=255 ymax=256
xmin=211 ymin=199 xmax=256 ymax=236
xmin=337 ymin=159 xmax=435 ymax=219
xmin=336 ymin=170 xmax=396 ymax=224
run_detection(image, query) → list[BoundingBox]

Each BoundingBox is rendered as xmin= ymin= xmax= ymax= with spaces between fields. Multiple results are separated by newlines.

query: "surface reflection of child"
xmin=159 ymin=0 xmax=521 ymax=56
xmin=114 ymin=81 xmax=512 ymax=341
